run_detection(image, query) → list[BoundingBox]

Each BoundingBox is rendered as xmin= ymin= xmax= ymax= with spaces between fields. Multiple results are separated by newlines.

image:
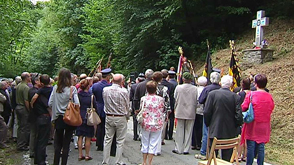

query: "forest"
xmin=0 ymin=0 xmax=293 ymax=77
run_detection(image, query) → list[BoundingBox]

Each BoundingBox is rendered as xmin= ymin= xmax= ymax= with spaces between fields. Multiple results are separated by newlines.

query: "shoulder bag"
xmin=242 ymin=92 xmax=255 ymax=123
xmin=63 ymin=86 xmax=82 ymax=126
xmin=136 ymin=98 xmax=145 ymax=124
xmin=87 ymin=95 xmax=101 ymax=126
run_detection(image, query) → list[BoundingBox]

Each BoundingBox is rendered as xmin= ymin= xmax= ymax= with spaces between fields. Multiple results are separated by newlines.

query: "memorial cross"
xmin=252 ymin=10 xmax=269 ymax=48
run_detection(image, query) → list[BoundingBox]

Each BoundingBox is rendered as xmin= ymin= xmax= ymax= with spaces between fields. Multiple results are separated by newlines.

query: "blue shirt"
xmin=92 ymin=80 xmax=111 ymax=117
xmin=198 ymin=83 xmax=221 ymax=105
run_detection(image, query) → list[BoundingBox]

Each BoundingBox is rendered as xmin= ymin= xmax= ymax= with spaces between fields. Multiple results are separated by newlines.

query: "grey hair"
xmin=197 ymin=76 xmax=207 ymax=86
xmin=221 ymin=75 xmax=233 ymax=88
xmin=145 ymin=69 xmax=154 ymax=79
xmin=15 ymin=76 xmax=22 ymax=85
xmin=210 ymin=72 xmax=221 ymax=84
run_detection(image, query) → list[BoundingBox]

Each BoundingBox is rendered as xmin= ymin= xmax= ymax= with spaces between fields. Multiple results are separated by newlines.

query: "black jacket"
xmin=0 ymin=89 xmax=11 ymax=117
xmin=204 ymin=88 xmax=242 ymax=139
xmin=161 ymin=79 xmax=175 ymax=111
xmin=134 ymin=79 xmax=151 ymax=110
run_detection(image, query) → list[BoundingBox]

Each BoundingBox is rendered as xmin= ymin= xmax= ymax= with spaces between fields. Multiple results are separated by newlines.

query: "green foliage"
xmin=0 ymin=0 xmax=292 ymax=78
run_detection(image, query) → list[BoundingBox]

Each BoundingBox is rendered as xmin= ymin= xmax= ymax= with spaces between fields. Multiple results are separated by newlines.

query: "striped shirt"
xmin=103 ymin=84 xmax=130 ymax=116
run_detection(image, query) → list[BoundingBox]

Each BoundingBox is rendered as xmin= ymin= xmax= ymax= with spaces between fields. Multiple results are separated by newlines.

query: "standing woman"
xmin=140 ymin=81 xmax=165 ymax=165
xmin=241 ymin=74 xmax=274 ymax=165
xmin=49 ymin=68 xmax=80 ymax=165
xmin=76 ymin=79 xmax=97 ymax=161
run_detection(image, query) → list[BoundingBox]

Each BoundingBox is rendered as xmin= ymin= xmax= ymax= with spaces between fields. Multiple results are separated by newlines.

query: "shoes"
xmin=47 ymin=141 xmax=53 ymax=145
xmin=155 ymin=152 xmax=161 ymax=156
xmin=78 ymin=156 xmax=85 ymax=161
xmin=17 ymin=147 xmax=29 ymax=151
xmin=161 ymin=141 xmax=165 ymax=145
xmin=91 ymin=138 xmax=96 ymax=142
xmin=29 ymin=155 xmax=34 ymax=158
xmin=97 ymin=147 xmax=103 ymax=151
xmin=85 ymin=156 xmax=93 ymax=161
xmin=169 ymin=137 xmax=173 ymax=140
xmin=75 ymin=146 xmax=78 ymax=149
xmin=195 ymin=146 xmax=201 ymax=150
xmin=183 ymin=152 xmax=189 ymax=155
xmin=172 ymin=150 xmax=180 ymax=154
xmin=191 ymin=146 xmax=196 ymax=150
xmin=195 ymin=154 xmax=207 ymax=160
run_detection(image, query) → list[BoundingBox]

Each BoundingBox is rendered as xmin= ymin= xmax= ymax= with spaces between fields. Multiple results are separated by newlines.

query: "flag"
xmin=202 ymin=48 xmax=212 ymax=84
xmin=228 ymin=53 xmax=241 ymax=88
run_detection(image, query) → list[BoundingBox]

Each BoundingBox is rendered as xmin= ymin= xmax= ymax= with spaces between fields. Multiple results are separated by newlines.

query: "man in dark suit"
xmin=203 ymin=75 xmax=243 ymax=161
xmin=129 ymin=73 xmax=145 ymax=141
xmin=161 ymin=69 xmax=175 ymax=140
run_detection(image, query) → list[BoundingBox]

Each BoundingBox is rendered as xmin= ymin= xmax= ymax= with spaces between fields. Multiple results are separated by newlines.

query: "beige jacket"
xmin=174 ymin=83 xmax=198 ymax=120
xmin=0 ymin=92 xmax=6 ymax=113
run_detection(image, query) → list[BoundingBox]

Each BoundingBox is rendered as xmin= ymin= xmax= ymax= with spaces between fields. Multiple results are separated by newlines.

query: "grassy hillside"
xmin=195 ymin=18 xmax=294 ymax=165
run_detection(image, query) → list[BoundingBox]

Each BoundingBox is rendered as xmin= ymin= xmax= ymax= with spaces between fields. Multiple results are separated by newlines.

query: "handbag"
xmin=87 ymin=95 xmax=101 ymax=126
xmin=63 ymin=86 xmax=82 ymax=126
xmin=242 ymin=92 xmax=255 ymax=123
xmin=136 ymin=99 xmax=145 ymax=124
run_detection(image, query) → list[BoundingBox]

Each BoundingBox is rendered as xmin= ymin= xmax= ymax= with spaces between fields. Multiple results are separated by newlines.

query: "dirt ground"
xmin=194 ymin=18 xmax=294 ymax=165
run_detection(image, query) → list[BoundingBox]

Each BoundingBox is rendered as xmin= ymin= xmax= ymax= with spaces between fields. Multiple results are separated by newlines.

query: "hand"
xmin=135 ymin=110 xmax=140 ymax=115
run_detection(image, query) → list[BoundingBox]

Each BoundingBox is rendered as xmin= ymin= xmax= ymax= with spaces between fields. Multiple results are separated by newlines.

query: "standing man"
xmin=28 ymin=74 xmax=41 ymax=158
xmin=129 ymin=73 xmax=145 ymax=141
xmin=161 ymin=69 xmax=175 ymax=140
xmin=0 ymin=91 xmax=8 ymax=148
xmin=0 ymin=81 xmax=12 ymax=124
xmin=31 ymin=74 xmax=53 ymax=165
xmin=172 ymin=72 xmax=198 ymax=154
xmin=195 ymin=72 xmax=221 ymax=160
xmin=15 ymin=72 xmax=31 ymax=151
xmin=204 ymin=75 xmax=243 ymax=161
xmin=92 ymin=68 xmax=112 ymax=151
xmin=102 ymin=74 xmax=129 ymax=165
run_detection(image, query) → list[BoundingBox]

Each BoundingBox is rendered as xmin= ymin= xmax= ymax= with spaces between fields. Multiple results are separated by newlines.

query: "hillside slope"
xmin=195 ymin=19 xmax=294 ymax=165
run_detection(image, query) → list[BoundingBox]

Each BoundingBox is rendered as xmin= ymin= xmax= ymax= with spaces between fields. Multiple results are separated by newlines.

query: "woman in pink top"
xmin=140 ymin=81 xmax=165 ymax=165
xmin=241 ymin=74 xmax=274 ymax=165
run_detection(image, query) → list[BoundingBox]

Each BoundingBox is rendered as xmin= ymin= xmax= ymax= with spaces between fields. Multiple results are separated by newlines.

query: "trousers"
xmin=35 ymin=115 xmax=51 ymax=165
xmin=174 ymin=119 xmax=195 ymax=153
xmin=15 ymin=105 xmax=30 ymax=149
xmin=0 ymin=116 xmax=7 ymax=147
xmin=102 ymin=116 xmax=127 ymax=165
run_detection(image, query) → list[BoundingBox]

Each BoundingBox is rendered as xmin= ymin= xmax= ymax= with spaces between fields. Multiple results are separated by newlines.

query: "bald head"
xmin=112 ymin=74 xmax=123 ymax=85
xmin=21 ymin=72 xmax=30 ymax=82
xmin=0 ymin=81 xmax=7 ymax=90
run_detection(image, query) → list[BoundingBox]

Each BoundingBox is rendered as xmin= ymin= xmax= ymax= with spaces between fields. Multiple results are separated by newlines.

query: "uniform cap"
xmin=101 ymin=68 xmax=112 ymax=75
xmin=138 ymin=73 xmax=145 ymax=78
xmin=168 ymin=70 xmax=176 ymax=75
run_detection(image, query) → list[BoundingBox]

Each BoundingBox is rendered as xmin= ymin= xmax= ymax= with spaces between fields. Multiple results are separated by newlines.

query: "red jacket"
xmin=242 ymin=91 xmax=274 ymax=144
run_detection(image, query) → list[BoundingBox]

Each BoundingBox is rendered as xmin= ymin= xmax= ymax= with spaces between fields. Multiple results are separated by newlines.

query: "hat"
xmin=168 ymin=70 xmax=176 ymax=75
xmin=182 ymin=72 xmax=193 ymax=80
xmin=212 ymin=68 xmax=221 ymax=73
xmin=138 ymin=73 xmax=145 ymax=78
xmin=101 ymin=68 xmax=112 ymax=75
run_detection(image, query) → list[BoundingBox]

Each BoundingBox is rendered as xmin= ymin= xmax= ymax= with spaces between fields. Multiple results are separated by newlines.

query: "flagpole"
xmin=177 ymin=46 xmax=184 ymax=84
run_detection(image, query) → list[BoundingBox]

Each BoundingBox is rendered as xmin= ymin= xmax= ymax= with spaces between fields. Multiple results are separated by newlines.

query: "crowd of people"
xmin=0 ymin=67 xmax=275 ymax=165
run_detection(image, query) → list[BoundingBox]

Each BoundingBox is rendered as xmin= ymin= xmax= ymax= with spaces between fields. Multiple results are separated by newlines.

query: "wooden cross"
xmin=252 ymin=10 xmax=269 ymax=48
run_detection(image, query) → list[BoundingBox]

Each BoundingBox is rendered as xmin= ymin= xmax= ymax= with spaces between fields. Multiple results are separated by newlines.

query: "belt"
xmin=106 ymin=114 xmax=125 ymax=117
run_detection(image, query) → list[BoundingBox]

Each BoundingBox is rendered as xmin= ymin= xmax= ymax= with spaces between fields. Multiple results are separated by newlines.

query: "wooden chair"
xmin=198 ymin=135 xmax=241 ymax=165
